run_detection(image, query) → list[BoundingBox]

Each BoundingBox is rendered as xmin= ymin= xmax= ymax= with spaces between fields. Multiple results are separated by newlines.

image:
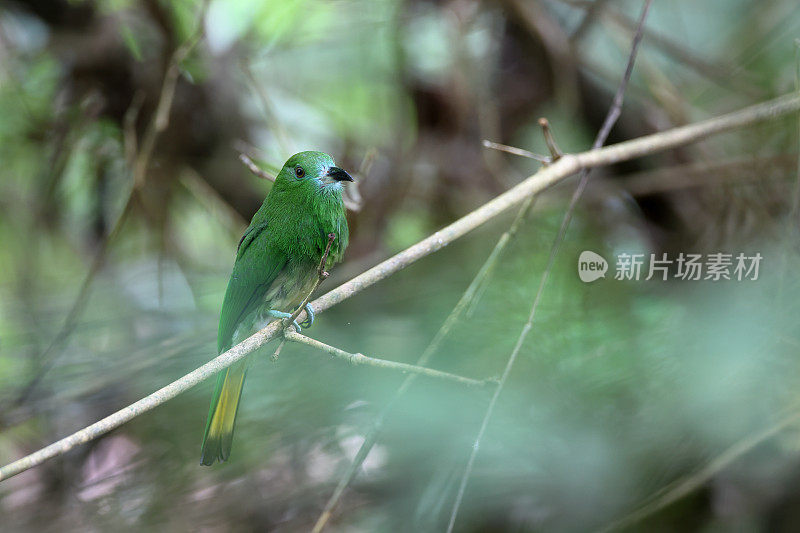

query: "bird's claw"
xmin=299 ymin=303 xmax=315 ymax=329
xmin=268 ymin=309 xmax=302 ymax=332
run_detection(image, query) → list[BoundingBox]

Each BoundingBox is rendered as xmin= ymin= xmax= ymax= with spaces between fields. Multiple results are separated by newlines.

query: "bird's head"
xmin=273 ymin=151 xmax=353 ymax=200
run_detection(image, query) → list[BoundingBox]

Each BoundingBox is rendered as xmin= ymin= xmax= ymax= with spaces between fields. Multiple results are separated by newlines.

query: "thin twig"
xmin=319 ymin=234 xmax=335 ymax=277
xmin=271 ymin=340 xmax=287 ymax=362
xmin=239 ymin=153 xmax=276 ymax=181
xmin=466 ymin=128 xmax=565 ymax=316
xmin=465 ymin=193 xmax=539 ymax=317
xmin=284 ymin=331 xmax=489 ymax=388
xmin=539 ymin=118 xmax=563 ymax=160
xmin=482 ymin=140 xmax=550 ymax=163
xmin=2 ymin=90 xmax=799 ymax=482
xmin=447 ymin=1 xmax=652 ymax=530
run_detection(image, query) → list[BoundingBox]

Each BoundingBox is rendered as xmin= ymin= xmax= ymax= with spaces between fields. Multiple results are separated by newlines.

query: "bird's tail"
xmin=200 ymin=359 xmax=248 ymax=465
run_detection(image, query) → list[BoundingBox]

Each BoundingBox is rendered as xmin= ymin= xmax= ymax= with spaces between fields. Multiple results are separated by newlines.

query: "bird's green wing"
xmin=201 ymin=222 xmax=286 ymax=464
xmin=216 ymin=222 xmax=286 ymax=353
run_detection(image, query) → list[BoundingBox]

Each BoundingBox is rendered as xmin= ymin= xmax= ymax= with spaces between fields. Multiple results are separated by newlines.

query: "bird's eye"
xmin=295 ymin=166 xmax=305 ymax=179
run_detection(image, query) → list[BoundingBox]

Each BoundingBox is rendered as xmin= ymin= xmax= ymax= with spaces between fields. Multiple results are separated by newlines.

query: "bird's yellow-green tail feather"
xmin=200 ymin=359 xmax=247 ymax=465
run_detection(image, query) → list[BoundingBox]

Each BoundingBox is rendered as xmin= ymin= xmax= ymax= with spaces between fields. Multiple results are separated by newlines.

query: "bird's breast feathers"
xmin=262 ymin=261 xmax=319 ymax=311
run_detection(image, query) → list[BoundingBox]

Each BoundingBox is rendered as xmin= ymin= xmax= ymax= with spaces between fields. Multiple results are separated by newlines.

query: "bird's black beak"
xmin=326 ymin=166 xmax=354 ymax=182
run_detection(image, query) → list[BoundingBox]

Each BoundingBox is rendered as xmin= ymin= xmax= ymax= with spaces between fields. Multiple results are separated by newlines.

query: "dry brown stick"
xmin=2 ymin=91 xmax=799 ymax=483
xmin=283 ymin=331 xmax=489 ymax=387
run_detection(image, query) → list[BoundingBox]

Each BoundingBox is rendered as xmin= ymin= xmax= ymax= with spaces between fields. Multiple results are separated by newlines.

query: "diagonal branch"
xmin=283 ymin=331 xmax=490 ymax=388
xmin=1 ymin=90 xmax=799 ymax=482
xmin=482 ymin=140 xmax=550 ymax=163
xmin=239 ymin=153 xmax=276 ymax=181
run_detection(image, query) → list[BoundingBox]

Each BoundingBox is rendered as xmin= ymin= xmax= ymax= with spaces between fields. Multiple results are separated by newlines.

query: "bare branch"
xmin=538 ymin=117 xmax=563 ymax=160
xmin=271 ymin=339 xmax=287 ymax=362
xmin=283 ymin=331 xmax=490 ymax=387
xmin=482 ymin=140 xmax=550 ymax=163
xmin=1 ymin=90 xmax=798 ymax=482
xmin=239 ymin=153 xmax=276 ymax=181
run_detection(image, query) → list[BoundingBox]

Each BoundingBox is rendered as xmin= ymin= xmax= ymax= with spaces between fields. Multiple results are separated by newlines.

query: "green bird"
xmin=200 ymin=151 xmax=352 ymax=465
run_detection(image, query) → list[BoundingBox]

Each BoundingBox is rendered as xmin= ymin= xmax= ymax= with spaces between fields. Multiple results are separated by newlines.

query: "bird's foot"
xmin=299 ymin=303 xmax=315 ymax=329
xmin=268 ymin=309 xmax=302 ymax=333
